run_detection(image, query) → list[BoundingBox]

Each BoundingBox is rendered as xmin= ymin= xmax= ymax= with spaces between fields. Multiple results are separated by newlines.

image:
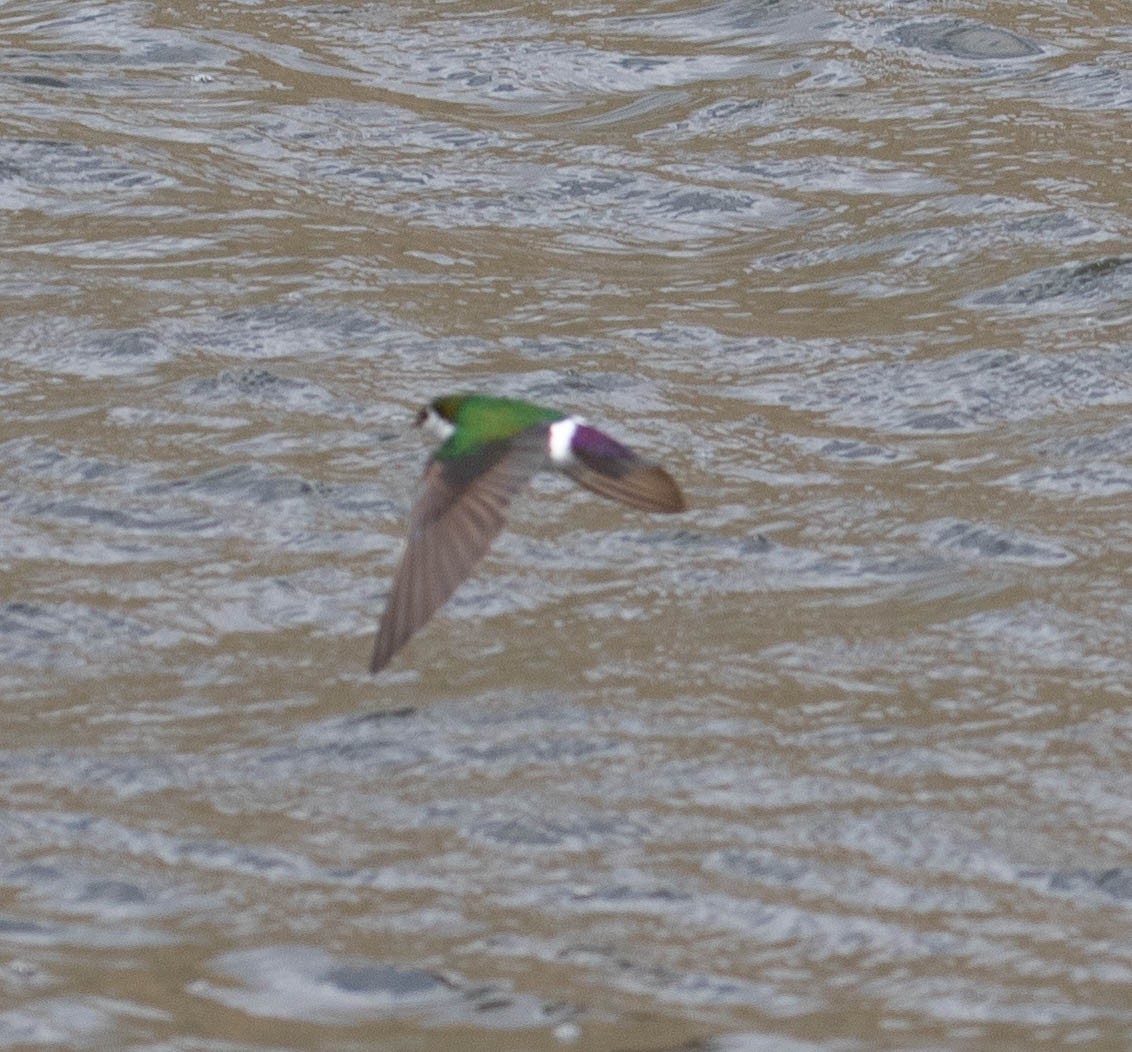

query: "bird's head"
xmin=414 ymin=395 xmax=463 ymax=440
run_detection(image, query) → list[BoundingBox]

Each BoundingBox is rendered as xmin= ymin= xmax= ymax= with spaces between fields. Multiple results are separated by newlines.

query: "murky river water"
xmin=2 ymin=0 xmax=1132 ymax=1047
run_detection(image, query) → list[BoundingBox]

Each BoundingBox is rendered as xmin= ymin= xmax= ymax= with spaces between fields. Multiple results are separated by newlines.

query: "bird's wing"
xmin=369 ymin=428 xmax=548 ymax=673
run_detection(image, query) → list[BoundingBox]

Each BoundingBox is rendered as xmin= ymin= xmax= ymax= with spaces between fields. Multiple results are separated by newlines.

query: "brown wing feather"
xmin=564 ymin=449 xmax=686 ymax=513
xmin=369 ymin=431 xmax=548 ymax=673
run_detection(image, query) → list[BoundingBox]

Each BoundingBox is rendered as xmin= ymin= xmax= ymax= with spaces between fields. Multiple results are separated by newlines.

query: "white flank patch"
xmin=548 ymin=417 xmax=581 ymax=465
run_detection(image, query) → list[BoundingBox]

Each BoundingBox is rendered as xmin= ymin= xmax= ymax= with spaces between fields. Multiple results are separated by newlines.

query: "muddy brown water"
xmin=2 ymin=0 xmax=1132 ymax=1048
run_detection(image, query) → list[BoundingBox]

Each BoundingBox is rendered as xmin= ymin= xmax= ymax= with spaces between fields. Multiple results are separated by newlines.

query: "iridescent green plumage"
xmin=432 ymin=394 xmax=564 ymax=459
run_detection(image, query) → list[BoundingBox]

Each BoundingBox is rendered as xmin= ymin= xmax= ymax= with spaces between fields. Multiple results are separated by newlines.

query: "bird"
xmin=369 ymin=393 xmax=686 ymax=673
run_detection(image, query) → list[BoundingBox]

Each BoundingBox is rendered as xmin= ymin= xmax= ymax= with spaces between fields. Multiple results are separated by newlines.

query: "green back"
xmin=434 ymin=393 xmax=565 ymax=459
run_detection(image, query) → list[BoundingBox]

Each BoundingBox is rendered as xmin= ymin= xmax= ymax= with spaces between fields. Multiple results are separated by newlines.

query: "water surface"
xmin=2 ymin=0 xmax=1132 ymax=1048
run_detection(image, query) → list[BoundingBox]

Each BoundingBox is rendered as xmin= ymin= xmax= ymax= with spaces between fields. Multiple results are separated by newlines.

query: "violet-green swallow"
xmin=370 ymin=393 xmax=686 ymax=673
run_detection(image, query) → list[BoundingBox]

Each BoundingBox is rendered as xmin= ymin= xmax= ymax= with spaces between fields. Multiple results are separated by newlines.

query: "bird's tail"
xmin=565 ymin=444 xmax=686 ymax=513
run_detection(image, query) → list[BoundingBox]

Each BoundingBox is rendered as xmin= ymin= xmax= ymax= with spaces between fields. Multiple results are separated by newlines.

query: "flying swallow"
xmin=370 ymin=393 xmax=686 ymax=672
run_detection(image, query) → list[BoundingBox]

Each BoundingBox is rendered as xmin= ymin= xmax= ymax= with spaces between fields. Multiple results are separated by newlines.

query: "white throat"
xmin=422 ymin=406 xmax=456 ymax=441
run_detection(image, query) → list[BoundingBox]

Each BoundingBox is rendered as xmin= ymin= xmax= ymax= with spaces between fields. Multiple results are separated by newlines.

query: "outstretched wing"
xmin=370 ymin=429 xmax=548 ymax=673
